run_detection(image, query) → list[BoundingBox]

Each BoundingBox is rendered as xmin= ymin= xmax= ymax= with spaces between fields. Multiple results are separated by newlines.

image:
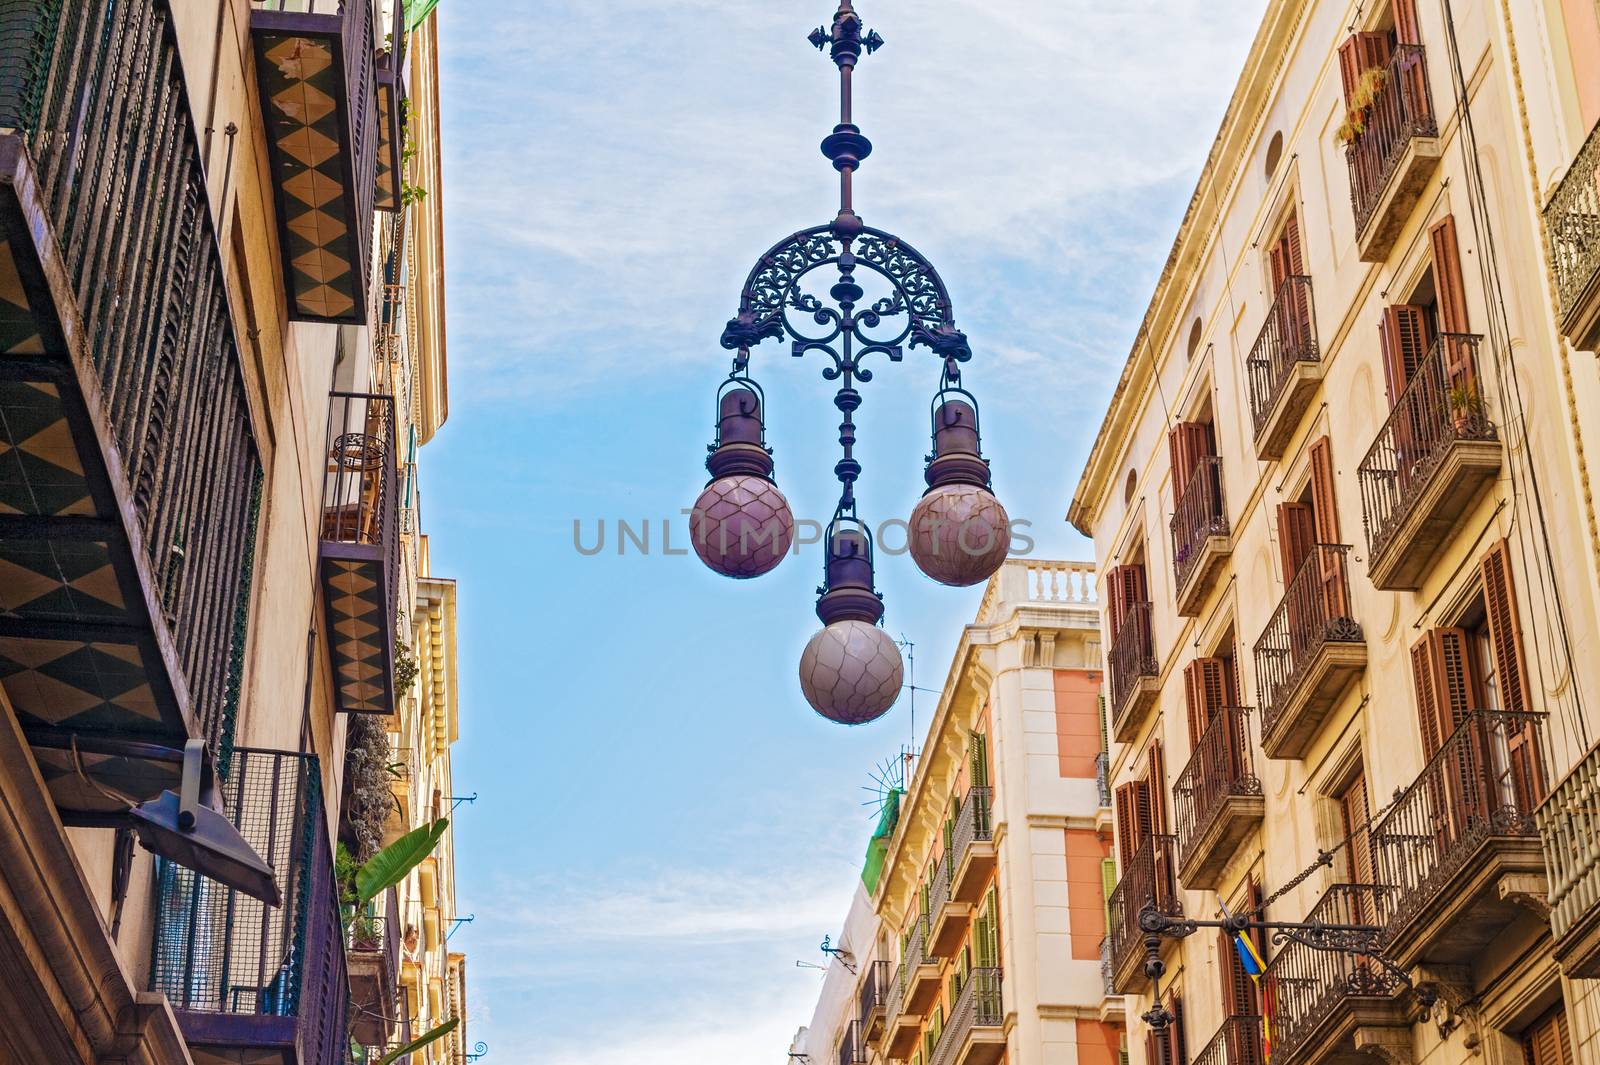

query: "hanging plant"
xmin=394 ymin=638 xmax=419 ymax=700
xmin=1335 ymin=66 xmax=1387 ymax=146
xmin=342 ymin=714 xmax=395 ymax=863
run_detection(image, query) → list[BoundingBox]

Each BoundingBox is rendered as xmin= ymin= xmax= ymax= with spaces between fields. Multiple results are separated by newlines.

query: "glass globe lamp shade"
xmin=908 ymin=483 xmax=1009 ymax=587
xmin=691 ymin=475 xmax=794 ymax=579
xmin=798 ymin=619 xmax=903 ymax=725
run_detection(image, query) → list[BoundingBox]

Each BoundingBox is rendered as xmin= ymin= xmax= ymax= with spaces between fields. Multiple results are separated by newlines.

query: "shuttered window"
xmin=1147 ymin=741 xmax=1170 ymax=835
xmin=1340 ymin=769 xmax=1375 ymax=890
xmin=1338 ymin=32 xmax=1393 ymax=105
xmin=1410 ymin=628 xmax=1481 ymax=758
xmin=1101 ymin=857 xmax=1117 ymax=931
xmin=1183 ymin=658 xmax=1230 ymax=745
xmin=1107 ymin=563 xmax=1149 ymax=640
xmin=1392 ymin=0 xmax=1423 ymax=44
xmin=1114 ymin=780 xmax=1154 ymax=868
xmin=1380 ymin=304 xmax=1434 ymax=405
xmin=1168 ymin=423 xmax=1215 ymax=502
xmin=969 ymin=731 xmax=990 ymax=788
xmin=1523 ymin=1004 xmax=1574 ymax=1065
xmin=1308 ymin=436 xmax=1341 ymax=542
xmin=1276 ymin=502 xmax=1317 ymax=581
xmin=1480 ymin=540 xmax=1544 ymax=805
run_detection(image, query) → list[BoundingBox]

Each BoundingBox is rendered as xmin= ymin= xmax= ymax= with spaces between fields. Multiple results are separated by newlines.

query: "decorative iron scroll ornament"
xmin=1133 ymin=904 xmax=1433 ymax=1052
xmin=693 ymin=1 xmax=1008 ymax=726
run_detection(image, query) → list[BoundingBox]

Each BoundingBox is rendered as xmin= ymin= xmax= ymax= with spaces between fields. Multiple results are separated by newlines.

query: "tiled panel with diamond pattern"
xmin=253 ymin=29 xmax=364 ymax=322
xmin=375 ymin=63 xmax=402 ymax=212
xmin=322 ymin=556 xmax=392 ymax=714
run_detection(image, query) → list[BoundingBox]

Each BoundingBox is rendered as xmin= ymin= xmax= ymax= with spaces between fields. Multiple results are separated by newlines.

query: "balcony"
xmin=1358 ymin=335 xmax=1499 ymax=590
xmin=1192 ymin=1017 xmax=1265 ymax=1065
xmin=0 ymin=0 xmax=263 ymax=818
xmin=928 ymin=852 xmax=970 ymax=957
xmin=883 ymin=960 xmax=920 ymax=1060
xmin=1247 ymin=276 xmax=1321 ymax=459
xmin=349 ymin=886 xmax=401 ymax=1045
xmin=1255 ymin=546 xmax=1366 ymax=759
xmin=902 ymin=915 xmax=943 ymax=1015
xmin=250 ymin=0 xmax=378 ymax=323
xmin=1538 ymin=743 xmax=1600 ymax=977
xmin=1170 ymin=456 xmax=1231 ymax=617
xmin=1545 ymin=120 xmax=1600 ymax=352
xmin=150 ymin=749 xmax=348 ymax=1065
xmin=1266 ymin=884 xmax=1407 ymax=1065
xmin=951 ymin=786 xmax=996 ymax=903
xmin=375 ymin=7 xmax=408 ymax=214
xmin=859 ymin=960 xmax=891 ymax=1045
xmin=1174 ymin=707 xmax=1264 ymax=889
xmin=1347 ymin=44 xmax=1441 ymax=262
xmin=1373 ymin=710 xmax=1547 ymax=970
xmin=1110 ymin=602 xmax=1160 ymax=742
xmin=929 ymin=968 xmax=1004 ymax=1065
xmin=320 ymin=392 xmax=400 ymax=715
xmin=1108 ymin=835 xmax=1182 ymax=994
xmin=840 ymin=1019 xmax=868 ymax=1065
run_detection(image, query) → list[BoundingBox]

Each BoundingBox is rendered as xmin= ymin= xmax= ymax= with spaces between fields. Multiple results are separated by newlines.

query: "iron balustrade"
xmin=150 ymin=749 xmax=348 ymax=1064
xmin=1109 ymin=601 xmax=1158 ymax=726
xmin=1264 ymin=883 xmax=1400 ymax=1064
xmin=1540 ymin=743 xmax=1600 ymax=947
xmin=858 ymin=959 xmax=891 ymax=1027
xmin=953 ymin=785 xmax=994 ymax=865
xmin=1372 ymin=709 xmax=1545 ymax=938
xmin=1171 ymin=456 xmax=1228 ymax=594
xmin=1108 ymin=834 xmax=1182 ymax=978
xmin=1357 ymin=334 xmax=1495 ymax=561
xmin=1096 ymin=751 xmax=1111 ymax=809
xmin=1544 ymin=120 xmax=1600 ymax=331
xmin=1246 ymin=276 xmax=1319 ymax=434
xmin=929 ymin=850 xmax=955 ymax=920
xmin=901 ymin=914 xmax=936 ymax=989
xmin=885 ymin=956 xmax=908 ymax=1033
xmin=1255 ymin=545 xmax=1362 ymax=739
xmin=1099 ymin=935 xmax=1115 ymax=997
xmin=839 ymin=1020 xmax=866 ymax=1065
xmin=930 ymin=968 xmax=1002 ymax=1065
xmin=1192 ymin=1016 xmax=1265 ymax=1065
xmin=1173 ymin=707 xmax=1261 ymax=871
xmin=1347 ymin=44 xmax=1437 ymax=234
xmin=0 ymin=0 xmax=263 ymax=760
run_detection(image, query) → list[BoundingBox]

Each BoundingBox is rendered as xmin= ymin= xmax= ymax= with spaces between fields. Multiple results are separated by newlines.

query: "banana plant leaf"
xmin=377 ymin=1018 xmax=459 ymax=1065
xmin=357 ymin=818 xmax=448 ymax=904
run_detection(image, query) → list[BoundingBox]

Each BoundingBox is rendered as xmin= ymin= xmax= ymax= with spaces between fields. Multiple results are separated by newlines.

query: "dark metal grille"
xmin=1108 ymin=834 xmax=1181 ymax=979
xmin=839 ymin=1019 xmax=867 ymax=1065
xmin=1246 ymin=275 xmax=1319 ymax=435
xmin=952 ymin=785 xmax=993 ymax=865
xmin=928 ymin=849 xmax=954 ymax=921
xmin=1544 ymin=118 xmax=1600 ymax=330
xmin=1347 ymin=44 xmax=1437 ymax=234
xmin=1192 ymin=1016 xmax=1264 ymax=1065
xmin=322 ymin=391 xmax=399 ymax=552
xmin=1109 ymin=601 xmax=1157 ymax=730
xmin=1255 ymin=545 xmax=1362 ymax=741
xmin=0 ymin=0 xmax=262 ymax=757
xmin=1096 ymin=751 xmax=1111 ymax=809
xmin=1357 ymin=334 xmax=1495 ymax=561
xmin=1174 ymin=707 xmax=1261 ymax=871
xmin=1264 ymin=884 xmax=1399 ymax=1063
xmin=858 ymin=959 xmax=890 ymax=1027
xmin=1171 ymin=456 xmax=1228 ymax=594
xmin=1372 ymin=709 xmax=1545 ymax=940
xmin=930 ymin=967 xmax=1001 ymax=1065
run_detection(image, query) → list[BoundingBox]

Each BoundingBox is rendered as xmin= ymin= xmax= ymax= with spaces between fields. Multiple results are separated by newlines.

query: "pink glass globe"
xmin=908 ymin=484 xmax=1010 ymax=587
xmin=798 ymin=620 xmax=904 ymax=725
xmin=691 ymin=475 xmax=794 ymax=579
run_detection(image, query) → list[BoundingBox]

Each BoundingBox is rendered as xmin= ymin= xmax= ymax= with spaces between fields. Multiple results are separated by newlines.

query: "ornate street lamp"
xmin=692 ymin=1 xmax=1008 ymax=726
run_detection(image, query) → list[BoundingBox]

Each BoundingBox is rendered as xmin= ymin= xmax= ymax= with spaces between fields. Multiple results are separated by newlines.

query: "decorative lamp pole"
xmin=693 ymin=1 xmax=1009 ymax=726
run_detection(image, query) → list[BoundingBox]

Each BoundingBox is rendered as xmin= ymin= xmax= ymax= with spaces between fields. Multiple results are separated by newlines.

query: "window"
xmin=1264 ymin=131 xmax=1284 ymax=180
xmin=1125 ymin=469 xmax=1138 ymax=505
xmin=1523 ymin=1003 xmax=1574 ymax=1065
xmin=1338 ymin=767 xmax=1374 ymax=889
xmin=1187 ymin=317 xmax=1204 ymax=361
xmin=1379 ymin=214 xmax=1472 ymax=407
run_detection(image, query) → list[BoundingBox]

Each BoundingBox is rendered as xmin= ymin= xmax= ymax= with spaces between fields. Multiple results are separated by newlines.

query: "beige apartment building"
xmin=795 ymin=561 xmax=1126 ymax=1065
xmin=1068 ymin=0 xmax=1600 ymax=1063
xmin=0 ymin=3 xmax=467 ymax=1063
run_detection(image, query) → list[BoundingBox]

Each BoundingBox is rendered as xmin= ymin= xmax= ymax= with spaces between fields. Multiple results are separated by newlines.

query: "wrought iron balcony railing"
xmin=1347 ymin=44 xmax=1437 ymax=235
xmin=1264 ymin=883 xmax=1401 ymax=1064
xmin=1192 ymin=1016 xmax=1265 ymax=1065
xmin=1109 ymin=601 xmax=1159 ymax=731
xmin=1108 ymin=834 xmax=1181 ymax=988
xmin=1173 ymin=707 xmax=1262 ymax=873
xmin=1373 ymin=709 xmax=1545 ymax=941
xmin=1246 ymin=276 xmax=1319 ymax=435
xmin=839 ymin=1019 xmax=867 ymax=1065
xmin=1171 ymin=456 xmax=1228 ymax=595
xmin=1099 ymin=935 xmax=1115 ymax=997
xmin=859 ymin=959 xmax=891 ymax=1029
xmin=1357 ymin=334 xmax=1495 ymax=564
xmin=1255 ymin=545 xmax=1363 ymax=742
xmin=1096 ymin=751 xmax=1112 ymax=809
xmin=954 ymin=785 xmax=994 ymax=865
xmin=1538 ymin=742 xmax=1600 ymax=976
xmin=348 ymin=886 xmax=401 ymax=1045
xmin=0 ymin=0 xmax=263 ymax=800
xmin=930 ymin=967 xmax=1003 ymax=1065
xmin=1544 ymin=119 xmax=1600 ymax=349
xmin=150 ymin=750 xmax=347 ymax=1062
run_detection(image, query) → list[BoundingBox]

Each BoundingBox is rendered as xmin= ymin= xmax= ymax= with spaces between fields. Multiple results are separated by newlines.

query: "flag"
xmin=1219 ymin=901 xmax=1273 ymax=1062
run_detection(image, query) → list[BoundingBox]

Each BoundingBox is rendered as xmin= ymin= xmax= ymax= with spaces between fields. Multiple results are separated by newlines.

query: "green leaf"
xmin=377 ymin=1019 xmax=459 ymax=1065
xmin=356 ymin=818 xmax=448 ymax=904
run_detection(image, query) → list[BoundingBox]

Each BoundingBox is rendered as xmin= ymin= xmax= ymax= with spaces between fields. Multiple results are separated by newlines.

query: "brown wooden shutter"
xmin=1114 ymin=782 xmax=1139 ymax=868
xmin=1380 ymin=305 xmax=1434 ymax=405
xmin=1147 ymin=742 xmax=1169 ymax=835
xmin=1412 ymin=629 xmax=1482 ymax=758
xmin=1108 ymin=564 xmax=1148 ymax=642
xmin=1170 ymin=994 xmax=1188 ymax=1065
xmin=1430 ymin=215 xmax=1470 ymax=333
xmin=1184 ymin=658 xmax=1230 ymax=745
xmin=1480 ymin=540 xmax=1532 ymax=715
xmin=1340 ymin=771 xmax=1375 ymax=890
xmin=1277 ymin=502 xmax=1317 ymax=581
xmin=1107 ymin=567 xmax=1125 ymax=639
xmin=1269 ymin=240 xmax=1289 ymax=292
xmin=1392 ymin=0 xmax=1423 ymax=44
xmin=1221 ymin=926 xmax=1246 ymax=1017
xmin=1308 ymin=436 xmax=1340 ymax=541
xmin=1169 ymin=423 xmax=1212 ymax=501
xmin=1338 ymin=34 xmax=1393 ymax=104
xmin=1283 ymin=212 xmax=1305 ymax=275
xmin=1523 ymin=1005 xmax=1574 ymax=1065
xmin=1411 ymin=635 xmax=1445 ymax=758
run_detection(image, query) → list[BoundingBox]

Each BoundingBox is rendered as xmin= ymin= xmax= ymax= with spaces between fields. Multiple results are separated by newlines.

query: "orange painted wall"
xmin=1053 ymin=669 xmax=1103 ymax=778
xmin=1560 ymin=0 xmax=1600 ymax=128
xmin=1075 ymin=1019 xmax=1123 ymax=1065
xmin=1065 ymin=828 xmax=1110 ymax=960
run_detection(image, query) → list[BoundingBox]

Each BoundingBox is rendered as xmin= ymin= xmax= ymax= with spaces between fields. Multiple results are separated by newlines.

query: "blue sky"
xmin=420 ymin=3 xmax=1266 ymax=1061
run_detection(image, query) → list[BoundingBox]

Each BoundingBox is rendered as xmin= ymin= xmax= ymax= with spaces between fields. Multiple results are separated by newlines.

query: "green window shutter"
xmin=974 ymin=889 xmax=1000 ymax=968
xmin=1098 ymin=695 xmax=1108 ymax=755
xmin=1102 ymin=857 xmax=1118 ymax=932
xmin=970 ymin=732 xmax=989 ymax=787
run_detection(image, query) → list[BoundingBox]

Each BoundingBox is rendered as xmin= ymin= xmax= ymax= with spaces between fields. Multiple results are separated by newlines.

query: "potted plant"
xmin=1336 ymin=66 xmax=1388 ymax=146
xmin=1448 ymin=379 xmax=1483 ymax=432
